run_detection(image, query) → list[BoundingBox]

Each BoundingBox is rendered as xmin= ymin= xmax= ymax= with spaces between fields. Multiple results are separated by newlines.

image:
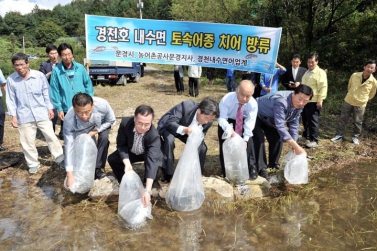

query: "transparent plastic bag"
xmin=64 ymin=134 xmax=97 ymax=194
xmin=166 ymin=123 xmax=205 ymax=212
xmin=118 ymin=170 xmax=153 ymax=229
xmin=284 ymin=151 xmax=308 ymax=184
xmin=222 ymin=131 xmax=249 ymax=185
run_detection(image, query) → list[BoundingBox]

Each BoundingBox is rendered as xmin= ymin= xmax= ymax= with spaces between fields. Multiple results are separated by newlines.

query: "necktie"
xmin=235 ymin=104 xmax=243 ymax=135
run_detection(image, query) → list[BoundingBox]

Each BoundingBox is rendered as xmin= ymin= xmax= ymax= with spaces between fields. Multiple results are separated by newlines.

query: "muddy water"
xmin=0 ymin=160 xmax=376 ymax=250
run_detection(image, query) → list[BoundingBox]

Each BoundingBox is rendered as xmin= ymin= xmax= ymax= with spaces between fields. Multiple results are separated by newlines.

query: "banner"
xmin=86 ymin=15 xmax=282 ymax=74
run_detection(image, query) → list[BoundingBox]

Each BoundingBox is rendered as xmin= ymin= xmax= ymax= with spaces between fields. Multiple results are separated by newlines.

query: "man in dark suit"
xmin=158 ymin=97 xmax=219 ymax=183
xmin=108 ymin=105 xmax=163 ymax=207
xmin=39 ymin=44 xmax=60 ymax=135
xmin=281 ymin=54 xmax=307 ymax=90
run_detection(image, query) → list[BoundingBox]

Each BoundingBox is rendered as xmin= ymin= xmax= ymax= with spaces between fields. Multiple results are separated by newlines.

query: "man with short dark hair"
xmin=39 ymin=44 xmax=60 ymax=135
xmin=253 ymin=84 xmax=313 ymax=179
xmin=6 ymin=53 xmax=64 ymax=173
xmin=281 ymin=54 xmax=307 ymax=90
xmin=158 ymin=97 xmax=219 ymax=182
xmin=331 ymin=60 xmax=377 ymax=145
xmin=108 ymin=105 xmax=163 ymax=207
xmin=64 ymin=93 xmax=115 ymax=184
xmin=218 ymin=80 xmax=258 ymax=180
xmin=49 ymin=43 xmax=94 ymax=139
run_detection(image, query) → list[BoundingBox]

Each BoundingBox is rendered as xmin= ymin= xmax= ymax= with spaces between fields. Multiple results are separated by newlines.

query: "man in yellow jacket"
xmin=301 ymin=53 xmax=328 ymax=148
xmin=331 ymin=60 xmax=377 ymax=145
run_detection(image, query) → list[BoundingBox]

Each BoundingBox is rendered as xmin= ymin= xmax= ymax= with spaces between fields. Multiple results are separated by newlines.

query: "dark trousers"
xmin=188 ymin=77 xmax=199 ymax=97
xmin=160 ymin=130 xmax=207 ymax=176
xmin=108 ymin=150 xmax=147 ymax=183
xmin=302 ymin=102 xmax=321 ymax=143
xmin=0 ymin=97 xmax=5 ymax=145
xmin=51 ymin=109 xmax=58 ymax=132
xmin=59 ymin=111 xmax=67 ymax=138
xmin=96 ymin=127 xmax=110 ymax=170
xmin=252 ymin=117 xmax=283 ymax=170
xmin=218 ymin=119 xmax=257 ymax=176
xmin=174 ymin=71 xmax=184 ymax=92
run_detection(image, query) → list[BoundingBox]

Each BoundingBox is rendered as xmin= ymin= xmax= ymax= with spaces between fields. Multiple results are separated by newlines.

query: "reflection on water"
xmin=1 ymin=160 xmax=377 ymax=250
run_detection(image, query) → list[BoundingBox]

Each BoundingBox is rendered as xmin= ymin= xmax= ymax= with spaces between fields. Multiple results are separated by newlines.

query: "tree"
xmin=34 ymin=21 xmax=67 ymax=47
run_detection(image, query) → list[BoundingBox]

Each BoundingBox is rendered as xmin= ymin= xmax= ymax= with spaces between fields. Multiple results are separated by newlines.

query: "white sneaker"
xmin=298 ymin=137 xmax=310 ymax=145
xmin=29 ymin=165 xmax=40 ymax=174
xmin=331 ymin=135 xmax=343 ymax=142
xmin=306 ymin=141 xmax=318 ymax=148
xmin=351 ymin=137 xmax=359 ymax=145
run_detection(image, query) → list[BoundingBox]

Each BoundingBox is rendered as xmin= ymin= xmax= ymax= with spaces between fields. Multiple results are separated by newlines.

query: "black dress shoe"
xmin=95 ymin=169 xmax=107 ymax=180
xmin=249 ymin=167 xmax=258 ymax=180
xmin=268 ymin=164 xmax=281 ymax=170
xmin=259 ymin=169 xmax=270 ymax=180
xmin=160 ymin=174 xmax=172 ymax=183
xmin=0 ymin=145 xmax=8 ymax=151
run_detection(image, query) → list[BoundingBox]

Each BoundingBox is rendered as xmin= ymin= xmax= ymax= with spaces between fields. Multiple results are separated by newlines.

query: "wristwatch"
xmin=144 ymin=189 xmax=152 ymax=195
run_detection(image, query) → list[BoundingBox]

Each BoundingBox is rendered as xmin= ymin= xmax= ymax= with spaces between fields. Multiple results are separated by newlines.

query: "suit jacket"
xmin=116 ymin=117 xmax=162 ymax=179
xmin=157 ymin=100 xmax=213 ymax=137
xmin=281 ymin=66 xmax=307 ymax=90
xmin=39 ymin=60 xmax=58 ymax=83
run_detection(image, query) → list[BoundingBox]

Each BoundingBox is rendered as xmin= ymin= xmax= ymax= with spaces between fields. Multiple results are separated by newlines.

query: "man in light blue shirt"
xmin=63 ymin=93 xmax=116 ymax=185
xmin=6 ymin=53 xmax=64 ymax=174
xmin=0 ymin=69 xmax=7 ymax=151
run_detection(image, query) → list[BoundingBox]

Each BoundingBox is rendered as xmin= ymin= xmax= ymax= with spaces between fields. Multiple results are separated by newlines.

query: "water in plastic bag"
xmin=222 ymin=132 xmax=249 ymax=185
xmin=64 ymin=134 xmax=97 ymax=194
xmin=166 ymin=123 xmax=205 ymax=212
xmin=284 ymin=151 xmax=308 ymax=184
xmin=118 ymin=171 xmax=153 ymax=229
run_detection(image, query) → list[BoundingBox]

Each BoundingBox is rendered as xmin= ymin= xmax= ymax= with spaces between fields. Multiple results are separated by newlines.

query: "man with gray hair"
xmin=218 ymin=80 xmax=258 ymax=180
xmin=158 ymin=97 xmax=219 ymax=183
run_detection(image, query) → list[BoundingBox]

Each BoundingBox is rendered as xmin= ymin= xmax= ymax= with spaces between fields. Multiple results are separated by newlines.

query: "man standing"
xmin=218 ymin=80 xmax=258 ymax=179
xmin=49 ymin=43 xmax=94 ymax=138
xmin=260 ymin=62 xmax=286 ymax=96
xmin=253 ymin=85 xmax=313 ymax=178
xmin=188 ymin=65 xmax=202 ymax=97
xmin=281 ymin=54 xmax=307 ymax=90
xmin=6 ymin=53 xmax=64 ymax=173
xmin=0 ymin=68 xmax=7 ymax=151
xmin=158 ymin=98 xmax=219 ymax=183
xmin=301 ymin=53 xmax=328 ymax=148
xmin=174 ymin=65 xmax=184 ymax=94
xmin=39 ymin=44 xmax=60 ymax=135
xmin=64 ymin=93 xmax=115 ymax=182
xmin=225 ymin=69 xmax=236 ymax=92
xmin=331 ymin=60 xmax=377 ymax=145
xmin=108 ymin=105 xmax=163 ymax=207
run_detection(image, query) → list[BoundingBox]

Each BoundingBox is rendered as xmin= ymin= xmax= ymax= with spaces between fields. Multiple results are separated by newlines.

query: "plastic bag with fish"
xmin=284 ymin=151 xmax=308 ymax=184
xmin=222 ymin=129 xmax=249 ymax=185
xmin=118 ymin=170 xmax=153 ymax=229
xmin=166 ymin=123 xmax=205 ymax=211
xmin=64 ymin=134 xmax=97 ymax=194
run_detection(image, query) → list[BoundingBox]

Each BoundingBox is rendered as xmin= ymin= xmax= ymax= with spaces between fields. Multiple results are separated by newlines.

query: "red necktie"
xmin=235 ymin=104 xmax=243 ymax=135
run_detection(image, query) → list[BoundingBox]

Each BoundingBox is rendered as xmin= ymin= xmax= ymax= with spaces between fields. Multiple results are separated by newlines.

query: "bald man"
xmin=218 ymin=80 xmax=258 ymax=180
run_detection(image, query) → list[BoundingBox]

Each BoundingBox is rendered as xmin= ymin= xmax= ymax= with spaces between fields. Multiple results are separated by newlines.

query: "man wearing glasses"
xmin=63 ymin=93 xmax=115 ymax=183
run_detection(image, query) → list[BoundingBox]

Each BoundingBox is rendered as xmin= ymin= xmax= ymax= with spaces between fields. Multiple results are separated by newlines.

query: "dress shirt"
xmin=292 ymin=67 xmax=297 ymax=80
xmin=256 ymin=91 xmax=302 ymax=141
xmin=0 ymin=69 xmax=6 ymax=97
xmin=131 ymin=127 xmax=145 ymax=155
xmin=176 ymin=111 xmax=202 ymax=135
xmin=6 ymin=69 xmax=53 ymax=124
xmin=218 ymin=92 xmax=258 ymax=142
xmin=63 ymin=97 xmax=116 ymax=171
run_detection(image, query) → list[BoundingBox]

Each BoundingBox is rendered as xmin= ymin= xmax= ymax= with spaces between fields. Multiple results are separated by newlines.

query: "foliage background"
xmin=0 ymin=0 xmax=377 ymax=114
